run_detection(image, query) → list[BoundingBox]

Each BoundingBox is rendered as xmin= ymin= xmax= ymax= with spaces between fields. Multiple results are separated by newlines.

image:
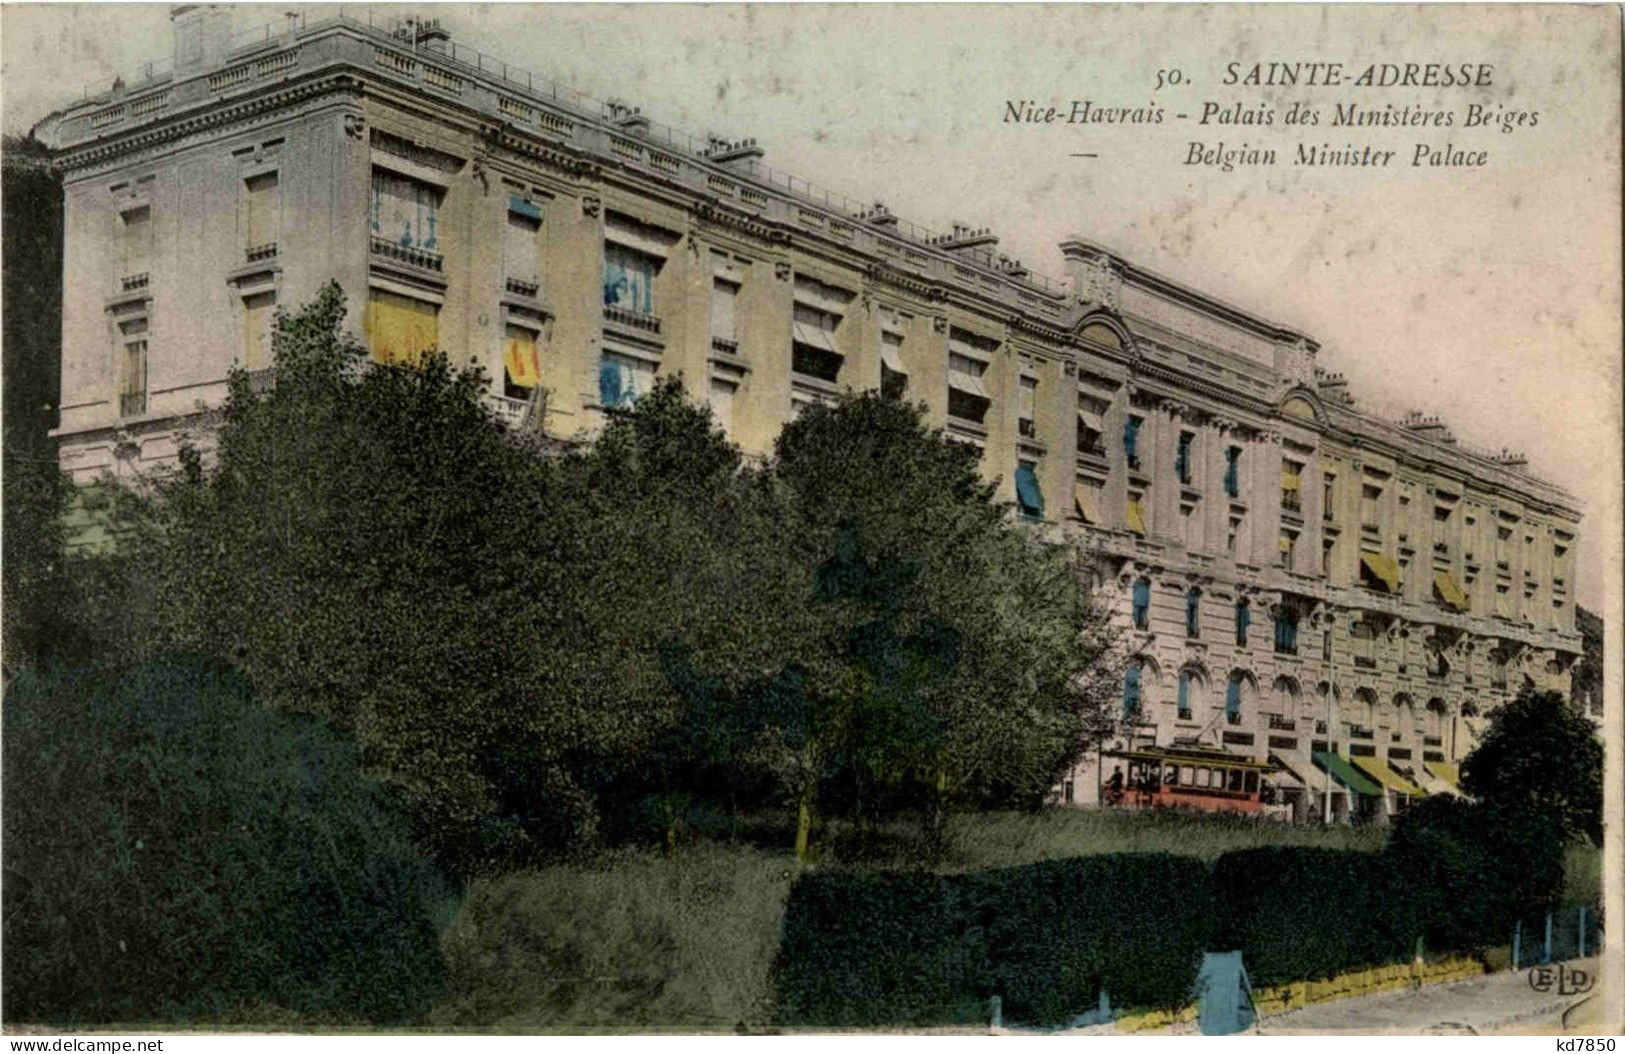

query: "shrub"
xmin=1211 ymin=846 xmax=1419 ymax=987
xmin=775 ymin=853 xmax=1213 ymax=1027
xmin=2 ymin=657 xmax=447 ymax=1025
xmin=433 ymin=845 xmax=796 ymax=1031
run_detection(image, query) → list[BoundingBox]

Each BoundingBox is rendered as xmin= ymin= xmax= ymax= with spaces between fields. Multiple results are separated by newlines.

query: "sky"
xmin=3 ymin=3 xmax=1620 ymax=612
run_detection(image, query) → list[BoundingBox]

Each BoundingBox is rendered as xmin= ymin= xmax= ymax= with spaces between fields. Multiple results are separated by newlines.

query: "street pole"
xmin=1323 ymin=625 xmax=1334 ymax=825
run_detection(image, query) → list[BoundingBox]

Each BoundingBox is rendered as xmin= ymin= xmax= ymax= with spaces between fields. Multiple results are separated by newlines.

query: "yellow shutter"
xmin=503 ymin=324 xmax=541 ymax=388
xmin=243 ymin=292 xmax=275 ymax=370
xmin=1074 ymin=482 xmax=1100 ymax=524
xmin=1279 ymin=534 xmax=1293 ymax=552
xmin=1125 ymin=498 xmax=1147 ymax=537
xmin=1282 ymin=467 xmax=1301 ymax=492
xmin=1433 ymin=570 xmax=1471 ymax=612
xmin=364 ymin=290 xmax=439 ymax=367
xmin=1360 ymin=551 xmax=1402 ymax=593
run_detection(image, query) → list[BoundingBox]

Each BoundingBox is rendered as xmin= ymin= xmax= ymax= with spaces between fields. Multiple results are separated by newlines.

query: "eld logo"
xmin=1527 ymin=962 xmax=1595 ymax=997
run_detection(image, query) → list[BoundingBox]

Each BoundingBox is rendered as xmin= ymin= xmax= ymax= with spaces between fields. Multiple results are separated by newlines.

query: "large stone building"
xmin=36 ymin=8 xmax=1583 ymax=821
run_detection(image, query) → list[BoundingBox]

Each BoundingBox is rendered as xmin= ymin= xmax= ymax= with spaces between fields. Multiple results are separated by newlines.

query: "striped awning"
xmin=1313 ymin=750 xmax=1383 ymax=797
xmin=1353 ymin=755 xmax=1426 ymax=798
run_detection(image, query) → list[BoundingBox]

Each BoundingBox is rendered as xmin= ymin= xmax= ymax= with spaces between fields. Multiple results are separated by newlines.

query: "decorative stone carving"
xmin=1074 ymin=249 xmax=1122 ymax=311
xmin=580 ymin=194 xmax=601 ymax=217
xmin=343 ymin=113 xmax=365 ymax=139
xmin=932 ymin=316 xmax=947 ymax=334
xmin=774 ymin=260 xmax=791 ymax=281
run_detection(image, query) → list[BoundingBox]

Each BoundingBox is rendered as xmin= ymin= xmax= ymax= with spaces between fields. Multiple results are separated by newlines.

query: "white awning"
xmin=792 ymin=275 xmax=852 ymax=316
xmin=947 ymin=331 xmax=995 ymax=362
xmin=948 ymin=356 xmax=988 ymax=397
xmin=881 ymin=341 xmax=906 ymax=373
xmin=792 ymin=320 xmax=841 ymax=353
xmin=604 ymin=212 xmax=677 ymax=258
xmin=1078 ymin=409 xmax=1105 ymax=433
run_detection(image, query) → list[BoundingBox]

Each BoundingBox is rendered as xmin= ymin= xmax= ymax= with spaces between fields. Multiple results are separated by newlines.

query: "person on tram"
xmin=1106 ymin=765 xmax=1125 ymax=805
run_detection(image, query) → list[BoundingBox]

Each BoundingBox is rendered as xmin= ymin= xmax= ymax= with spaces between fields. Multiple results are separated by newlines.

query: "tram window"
xmin=1244 ymin=771 xmax=1258 ymax=793
xmin=1197 ymin=768 xmax=1212 ymax=789
xmin=1228 ymin=770 xmax=1244 ymax=792
xmin=1165 ymin=766 xmax=1179 ymax=785
xmin=1182 ymin=766 xmax=1195 ymax=785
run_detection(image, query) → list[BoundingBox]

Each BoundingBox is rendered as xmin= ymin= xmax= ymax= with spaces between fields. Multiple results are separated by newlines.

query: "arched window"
xmin=1123 ymin=660 xmax=1143 ymax=717
xmin=1177 ymin=666 xmax=1205 ymax=722
xmin=1131 ymin=578 xmax=1151 ymax=630
xmin=1226 ymin=673 xmax=1244 ymax=725
xmin=1426 ymin=698 xmax=1449 ymax=736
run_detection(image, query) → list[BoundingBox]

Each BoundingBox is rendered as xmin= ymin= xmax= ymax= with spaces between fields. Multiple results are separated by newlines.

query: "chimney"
xmin=1401 ymin=410 xmax=1455 ymax=445
xmin=172 ymin=5 xmax=234 ymax=75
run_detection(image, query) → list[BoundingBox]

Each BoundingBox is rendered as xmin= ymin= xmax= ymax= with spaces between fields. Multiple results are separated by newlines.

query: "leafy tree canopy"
xmin=1459 ymin=685 xmax=1602 ymax=845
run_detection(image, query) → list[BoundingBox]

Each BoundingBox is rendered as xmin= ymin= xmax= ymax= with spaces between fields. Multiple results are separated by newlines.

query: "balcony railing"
xmin=1077 ymin=438 xmax=1106 ymax=458
xmin=1423 ymin=735 xmax=1442 ymax=747
xmin=245 ymin=242 xmax=279 ymax=263
xmin=604 ymin=304 xmax=662 ymax=335
xmin=1176 ymin=708 xmax=1192 ymax=722
xmin=1433 ymin=541 xmax=1450 ymax=556
xmin=1226 ymin=712 xmax=1242 ymax=726
xmin=119 ymin=391 xmax=147 ymax=417
xmin=370 ymin=236 xmax=443 ymax=272
xmin=121 ymin=272 xmax=150 ymax=292
xmin=1361 ymin=522 xmax=1381 ymax=538
xmin=1315 ymin=720 xmax=1328 ymax=735
xmin=710 ymin=336 xmax=739 ymax=356
xmin=1268 ymin=715 xmax=1296 ymax=731
xmin=504 ymin=276 xmax=539 ymax=299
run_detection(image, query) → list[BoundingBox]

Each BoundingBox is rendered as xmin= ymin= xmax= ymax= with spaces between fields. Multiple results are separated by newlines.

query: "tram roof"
xmin=1101 ymin=745 xmax=1276 ymax=773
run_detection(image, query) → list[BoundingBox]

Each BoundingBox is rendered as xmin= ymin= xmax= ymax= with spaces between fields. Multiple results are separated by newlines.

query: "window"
xmin=1279 ymin=531 xmax=1297 ymax=569
xmin=1282 ymin=459 xmax=1303 ymax=512
xmin=504 ymin=197 xmax=542 ymax=287
xmin=1352 ymin=620 xmax=1376 ymax=668
xmin=1176 ymin=431 xmax=1194 ymax=484
xmin=1224 ymin=446 xmax=1242 ymax=498
xmin=947 ymin=351 xmax=990 ymax=424
xmin=241 ymin=291 xmax=275 ymax=371
xmin=880 ymin=330 xmax=907 ymax=399
xmin=370 ymin=167 xmax=442 ymax=257
xmin=1177 ymin=671 xmax=1193 ymax=721
xmin=1131 ymin=578 xmax=1151 ymax=630
xmin=1235 ymin=599 xmax=1250 ymax=647
xmin=118 ymin=318 xmax=148 ymax=417
xmin=1226 ymin=513 xmax=1242 ymax=555
xmin=1018 ymin=375 xmax=1038 ymax=439
xmin=1124 ymin=414 xmax=1143 ymax=469
xmin=1123 ymin=661 xmax=1142 ymax=718
xmin=1361 ymin=483 xmax=1382 ymax=529
xmin=1322 ymin=472 xmax=1336 ymax=520
xmin=1073 ymin=477 xmax=1103 ymax=524
xmin=1225 ymin=677 xmax=1242 ymax=725
xmin=598 ymin=351 xmax=655 ymax=409
xmin=119 ymin=205 xmax=152 ymax=281
xmin=791 ymin=277 xmax=851 ymax=393
xmin=503 ymin=322 xmax=541 ymax=400
xmin=363 ymin=289 xmax=439 ymax=366
xmin=1273 ymin=610 xmax=1299 ymax=654
xmin=604 ymin=242 xmax=658 ymax=316
xmin=1126 ymin=490 xmax=1148 ymax=537
xmin=1185 ymin=588 xmax=1201 ymax=638
xmin=1077 ymin=395 xmax=1107 ymax=455
xmin=711 ymin=277 xmax=740 ymax=353
xmin=243 ymin=171 xmax=279 ymax=259
xmin=1015 ymin=460 xmax=1044 ymax=521
xmin=708 ymin=375 xmax=738 ymax=436
xmin=1179 ymin=500 xmax=1199 ymax=549
xmin=1322 ymin=538 xmax=1335 ymax=576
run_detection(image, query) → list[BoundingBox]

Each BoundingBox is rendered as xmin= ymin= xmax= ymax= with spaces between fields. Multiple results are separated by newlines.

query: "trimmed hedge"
xmin=1211 ymin=846 xmax=1420 ymax=987
xmin=775 ymin=853 xmax=1214 ymax=1027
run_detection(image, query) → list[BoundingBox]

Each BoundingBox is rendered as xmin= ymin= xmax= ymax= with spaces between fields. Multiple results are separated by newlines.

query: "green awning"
xmin=1313 ymin=750 xmax=1383 ymax=797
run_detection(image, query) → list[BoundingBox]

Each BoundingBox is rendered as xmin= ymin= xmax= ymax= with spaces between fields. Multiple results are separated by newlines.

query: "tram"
xmin=1098 ymin=744 xmax=1280 ymax=815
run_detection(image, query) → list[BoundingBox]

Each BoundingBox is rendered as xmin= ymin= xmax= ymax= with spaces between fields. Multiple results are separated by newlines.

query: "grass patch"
xmin=431 ymin=844 xmax=796 ymax=1032
xmin=937 ymin=809 xmax=1383 ymax=871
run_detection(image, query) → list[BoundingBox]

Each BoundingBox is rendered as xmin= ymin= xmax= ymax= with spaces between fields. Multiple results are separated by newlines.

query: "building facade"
xmin=37 ymin=8 xmax=1583 ymax=820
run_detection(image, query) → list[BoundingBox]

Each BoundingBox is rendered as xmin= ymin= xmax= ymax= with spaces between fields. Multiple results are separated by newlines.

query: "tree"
xmin=1460 ymin=685 xmax=1602 ymax=845
xmin=3 ymin=656 xmax=446 ymax=1025
xmin=1574 ymin=606 xmax=1603 ymax=718
xmin=765 ymin=393 xmax=1119 ymax=856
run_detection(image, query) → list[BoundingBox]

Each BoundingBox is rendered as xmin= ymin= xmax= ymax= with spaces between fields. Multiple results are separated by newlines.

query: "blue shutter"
xmin=1124 ymin=416 xmax=1141 ymax=463
xmin=1176 ymin=433 xmax=1191 ymax=482
xmin=1132 ymin=579 xmax=1150 ymax=628
xmin=1178 ymin=673 xmax=1190 ymax=714
xmin=508 ymin=194 xmax=543 ymax=222
xmin=1186 ymin=590 xmax=1200 ymax=637
xmin=1226 ymin=679 xmax=1241 ymax=718
xmin=1015 ymin=462 xmax=1045 ymax=520
xmin=1236 ymin=602 xmax=1250 ymax=646
xmin=1224 ymin=447 xmax=1240 ymax=498
xmin=598 ymin=357 xmax=625 ymax=408
xmin=1123 ymin=663 xmax=1142 ymax=715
